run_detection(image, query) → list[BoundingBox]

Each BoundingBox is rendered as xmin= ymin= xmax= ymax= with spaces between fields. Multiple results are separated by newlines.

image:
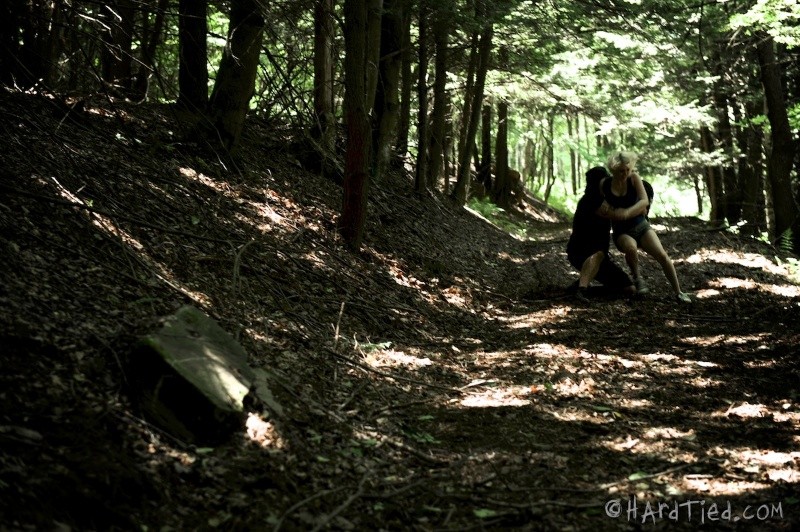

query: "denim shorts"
xmin=615 ymin=219 xmax=651 ymax=246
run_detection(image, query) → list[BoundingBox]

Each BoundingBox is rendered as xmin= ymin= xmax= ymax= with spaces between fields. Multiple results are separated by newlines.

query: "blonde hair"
xmin=607 ymin=151 xmax=638 ymax=173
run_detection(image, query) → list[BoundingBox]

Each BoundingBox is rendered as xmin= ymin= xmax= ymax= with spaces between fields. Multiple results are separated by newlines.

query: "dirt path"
xmin=1 ymin=93 xmax=799 ymax=531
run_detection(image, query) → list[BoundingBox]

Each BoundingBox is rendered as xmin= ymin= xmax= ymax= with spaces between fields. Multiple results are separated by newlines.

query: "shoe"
xmin=574 ymin=287 xmax=590 ymax=303
xmin=635 ymin=277 xmax=649 ymax=295
xmin=676 ymin=292 xmax=691 ymax=303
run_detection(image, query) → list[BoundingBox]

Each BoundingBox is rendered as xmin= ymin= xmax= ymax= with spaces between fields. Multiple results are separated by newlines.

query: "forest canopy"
xmin=2 ymin=0 xmax=799 ymax=251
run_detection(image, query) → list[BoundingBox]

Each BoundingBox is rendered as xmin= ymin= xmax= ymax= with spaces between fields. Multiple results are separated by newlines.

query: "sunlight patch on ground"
xmin=705 ymin=276 xmax=800 ymax=298
xmin=681 ymin=333 xmax=770 ymax=349
xmin=245 ymin=412 xmax=285 ymax=449
xmin=686 ymin=248 xmax=799 ymax=290
xmin=459 ymin=385 xmax=533 ymax=407
xmin=364 ymin=348 xmax=432 ymax=369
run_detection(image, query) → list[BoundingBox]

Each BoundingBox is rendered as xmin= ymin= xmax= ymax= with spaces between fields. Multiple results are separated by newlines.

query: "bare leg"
xmin=639 ymin=230 xmax=682 ymax=294
xmin=615 ymin=234 xmax=640 ymax=280
xmin=579 ymin=251 xmax=604 ymax=288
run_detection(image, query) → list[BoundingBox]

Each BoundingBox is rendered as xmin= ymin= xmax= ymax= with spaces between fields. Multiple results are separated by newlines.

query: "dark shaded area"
xmin=1 ymin=92 xmax=798 ymax=530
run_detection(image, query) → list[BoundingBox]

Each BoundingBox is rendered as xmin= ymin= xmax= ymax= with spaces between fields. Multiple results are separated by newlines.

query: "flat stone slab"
xmin=130 ymin=305 xmax=278 ymax=444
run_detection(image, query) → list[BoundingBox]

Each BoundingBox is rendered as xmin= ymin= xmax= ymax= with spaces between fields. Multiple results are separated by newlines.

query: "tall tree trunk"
xmin=757 ymin=34 xmax=799 ymax=250
xmin=340 ymin=0 xmax=379 ymax=250
xmin=699 ymin=122 xmax=725 ymax=226
xmin=313 ymin=0 xmax=335 ymax=151
xmin=101 ymin=0 xmax=136 ymax=94
xmin=740 ymin=98 xmax=765 ymax=236
xmin=543 ymin=112 xmax=555 ymax=203
xmin=478 ymin=102 xmax=492 ymax=195
xmin=131 ymin=0 xmax=169 ymax=101
xmin=493 ymin=95 xmax=510 ymax=208
xmin=207 ymin=0 xmax=264 ymax=151
xmin=451 ymin=13 xmax=492 ymax=205
xmin=568 ymin=113 xmax=577 ymax=195
xmin=426 ymin=4 xmax=449 ymax=189
xmin=414 ymin=0 xmax=429 ymax=194
xmin=178 ymin=0 xmax=208 ymax=112
xmin=396 ymin=5 xmax=412 ymax=158
xmin=712 ymin=56 xmax=741 ymax=225
xmin=373 ymin=0 xmax=403 ymax=182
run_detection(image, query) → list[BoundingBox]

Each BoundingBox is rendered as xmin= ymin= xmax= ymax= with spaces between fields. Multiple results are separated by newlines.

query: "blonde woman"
xmin=601 ymin=151 xmax=691 ymax=303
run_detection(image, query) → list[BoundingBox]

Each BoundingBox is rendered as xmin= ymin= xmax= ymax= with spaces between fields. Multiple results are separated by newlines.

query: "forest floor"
xmin=1 ymin=90 xmax=799 ymax=531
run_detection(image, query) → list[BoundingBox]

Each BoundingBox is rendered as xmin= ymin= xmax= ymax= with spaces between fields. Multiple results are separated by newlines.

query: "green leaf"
xmin=628 ymin=471 xmax=650 ymax=481
xmin=474 ymin=508 xmax=498 ymax=519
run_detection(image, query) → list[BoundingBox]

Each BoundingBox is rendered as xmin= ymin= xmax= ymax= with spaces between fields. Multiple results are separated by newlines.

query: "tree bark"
xmin=372 ymin=0 xmax=403 ymax=182
xmin=414 ymin=0 xmax=429 ymax=195
xmin=207 ymin=0 xmax=264 ymax=152
xmin=478 ymin=102 xmax=492 ymax=195
xmin=451 ymin=14 xmax=493 ymax=205
xmin=101 ymin=0 xmax=136 ymax=94
xmin=426 ymin=5 xmax=449 ymax=190
xmin=757 ymin=34 xmax=799 ymax=250
xmin=313 ymin=0 xmax=335 ymax=151
xmin=396 ymin=5 xmax=412 ymax=159
xmin=340 ymin=0 xmax=379 ymax=250
xmin=493 ymin=96 xmax=510 ymax=208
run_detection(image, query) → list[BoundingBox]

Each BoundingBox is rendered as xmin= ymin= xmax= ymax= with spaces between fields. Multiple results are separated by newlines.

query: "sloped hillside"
xmin=1 ymin=91 xmax=799 ymax=531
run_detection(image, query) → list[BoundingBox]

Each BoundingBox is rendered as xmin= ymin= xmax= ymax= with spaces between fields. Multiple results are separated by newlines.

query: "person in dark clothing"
xmin=566 ymin=166 xmax=644 ymax=302
xmin=602 ymin=151 xmax=691 ymax=303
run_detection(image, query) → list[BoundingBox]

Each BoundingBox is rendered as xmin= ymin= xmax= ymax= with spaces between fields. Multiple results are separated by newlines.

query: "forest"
xmin=1 ymin=0 xmax=799 ymax=530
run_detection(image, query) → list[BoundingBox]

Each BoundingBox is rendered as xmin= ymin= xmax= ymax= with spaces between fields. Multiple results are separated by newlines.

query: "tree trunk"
xmin=396 ymin=5 xmax=412 ymax=159
xmin=178 ymin=0 xmax=208 ymax=112
xmin=426 ymin=5 xmax=449 ymax=190
xmin=493 ymin=95 xmax=510 ymax=209
xmin=451 ymin=14 xmax=492 ymax=206
xmin=340 ymin=0 xmax=379 ymax=250
xmin=207 ymin=0 xmax=264 ymax=152
xmin=313 ymin=0 xmax=335 ymax=151
xmin=543 ymin=113 xmax=555 ymax=203
xmin=372 ymin=0 xmax=403 ymax=182
xmin=757 ymin=34 xmax=799 ymax=250
xmin=414 ymin=0 xmax=429 ymax=194
xmin=101 ymin=0 xmax=136 ymax=94
xmin=131 ymin=0 xmax=169 ymax=101
xmin=478 ymin=102 xmax=492 ymax=195
xmin=568 ymin=113 xmax=577 ymax=195
xmin=455 ymin=30 xmax=478 ymax=186
xmin=699 ymin=123 xmax=725 ymax=226
xmin=712 ymin=56 xmax=741 ymax=225
xmin=740 ymin=98 xmax=765 ymax=236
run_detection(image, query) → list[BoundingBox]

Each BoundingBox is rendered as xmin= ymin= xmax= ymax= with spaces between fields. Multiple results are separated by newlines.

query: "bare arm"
xmin=627 ymin=173 xmax=649 ymax=216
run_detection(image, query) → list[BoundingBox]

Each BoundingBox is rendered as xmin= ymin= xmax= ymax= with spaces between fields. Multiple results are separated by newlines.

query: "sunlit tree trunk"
xmin=207 ymin=0 xmax=264 ymax=151
xmin=568 ymin=113 xmax=577 ymax=195
xmin=543 ymin=112 xmax=555 ymax=203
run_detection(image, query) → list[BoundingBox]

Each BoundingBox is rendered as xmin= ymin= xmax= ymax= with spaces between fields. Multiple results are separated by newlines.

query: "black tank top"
xmin=601 ymin=177 xmax=645 ymax=232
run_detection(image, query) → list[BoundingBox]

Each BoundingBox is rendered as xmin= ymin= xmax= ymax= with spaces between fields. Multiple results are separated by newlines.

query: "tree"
xmin=426 ymin=3 xmax=451 ymax=190
xmin=756 ymin=34 xmax=799 ymax=250
xmin=313 ymin=0 xmax=335 ymax=151
xmin=178 ymin=0 xmax=209 ymax=112
xmin=414 ymin=0 xmax=430 ymax=195
xmin=207 ymin=0 xmax=265 ymax=151
xmin=373 ymin=0 xmax=404 ymax=182
xmin=340 ymin=0 xmax=382 ymax=250
xmin=451 ymin=5 xmax=493 ymax=206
